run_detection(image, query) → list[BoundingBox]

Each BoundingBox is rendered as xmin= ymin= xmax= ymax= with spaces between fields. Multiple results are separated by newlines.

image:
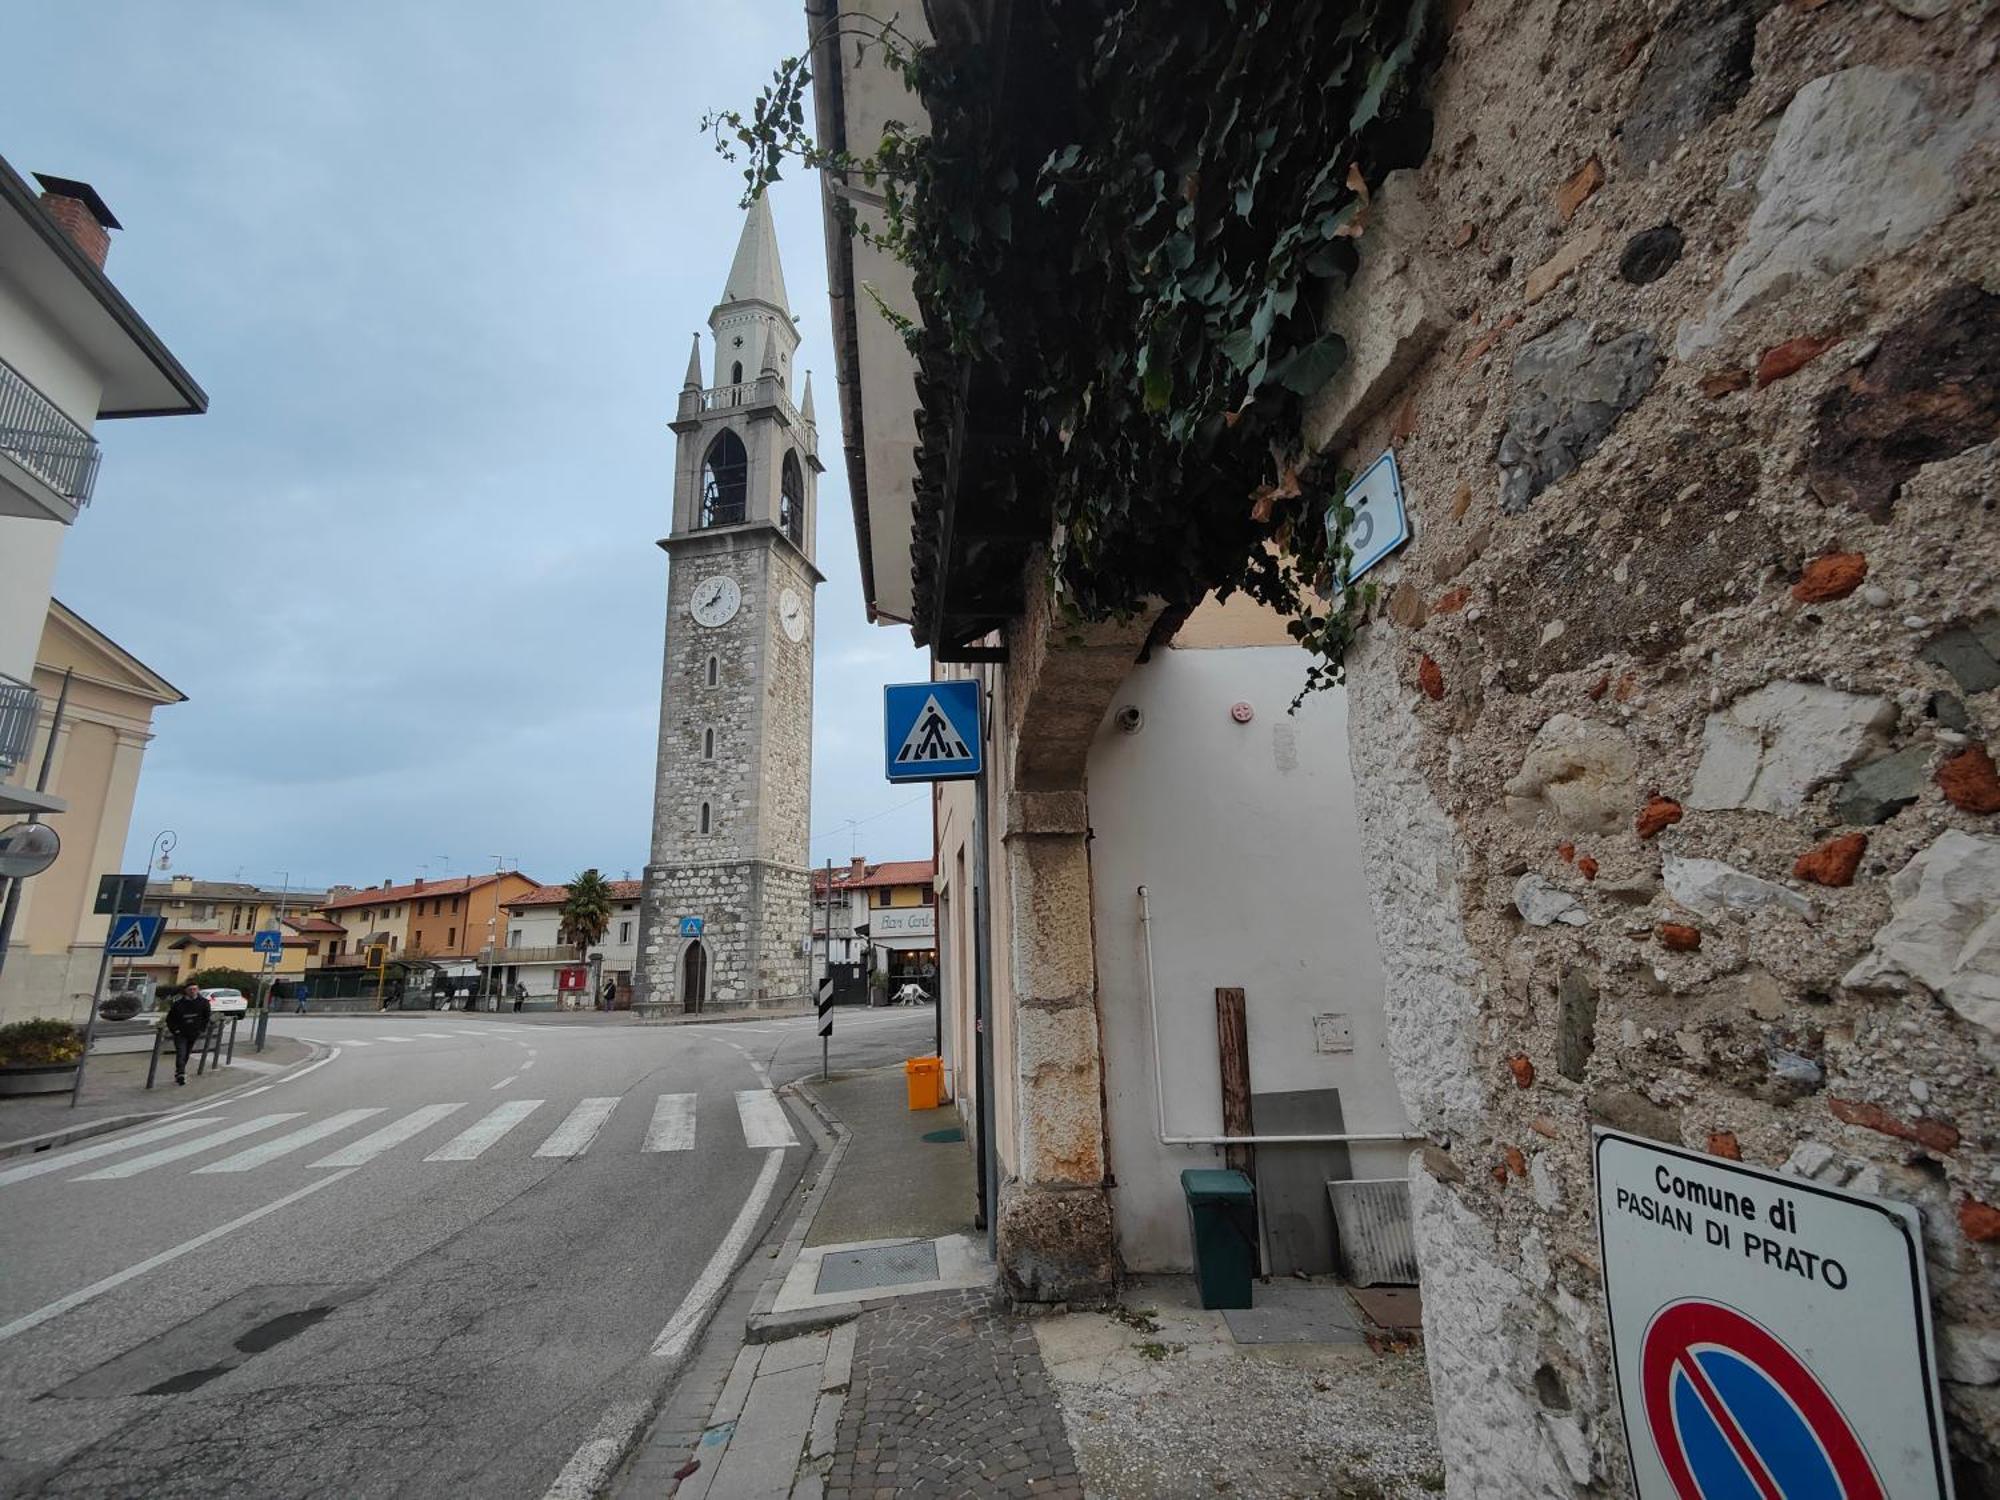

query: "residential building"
xmin=130 ymin=874 xmax=331 ymax=997
xmin=321 ymin=872 xmax=540 ymax=976
xmin=814 ymin=7 xmax=2000 ymax=1493
xmin=493 ymin=880 xmax=643 ymax=1002
xmin=0 ymin=156 xmax=204 ymax=817
xmin=0 ymin=602 xmax=183 ymax=1022
xmin=162 ymin=914 xmax=340 ymax=988
xmin=810 ymin=857 xmax=935 ymax=992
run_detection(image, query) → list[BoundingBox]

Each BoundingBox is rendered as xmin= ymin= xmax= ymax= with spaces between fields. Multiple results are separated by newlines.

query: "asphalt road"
xmin=0 ymin=1004 xmax=937 ymax=1498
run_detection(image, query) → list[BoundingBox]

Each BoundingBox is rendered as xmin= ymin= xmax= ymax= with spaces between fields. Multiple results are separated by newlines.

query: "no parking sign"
xmin=1595 ymin=1130 xmax=1953 ymax=1498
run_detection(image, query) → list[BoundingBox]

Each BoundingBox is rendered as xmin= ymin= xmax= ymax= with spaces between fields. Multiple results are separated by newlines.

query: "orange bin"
xmin=905 ymin=1055 xmax=944 ymax=1110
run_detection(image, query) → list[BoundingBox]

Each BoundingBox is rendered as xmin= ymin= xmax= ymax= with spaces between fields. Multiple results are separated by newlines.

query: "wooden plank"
xmin=1215 ymin=986 xmax=1254 ymax=1180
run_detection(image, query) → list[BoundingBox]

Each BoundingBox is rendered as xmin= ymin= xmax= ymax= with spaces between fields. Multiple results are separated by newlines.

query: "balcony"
xmin=0 ymin=672 xmax=38 ymax=776
xmin=0 ymin=356 xmax=99 ymax=520
xmin=486 ymin=945 xmax=583 ymax=965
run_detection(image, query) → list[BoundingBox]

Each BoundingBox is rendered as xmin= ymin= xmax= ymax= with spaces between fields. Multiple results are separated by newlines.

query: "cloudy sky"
xmin=10 ymin=1 xmax=933 ymax=892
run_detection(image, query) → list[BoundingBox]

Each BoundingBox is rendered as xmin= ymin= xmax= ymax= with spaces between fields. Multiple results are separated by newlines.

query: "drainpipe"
xmin=1137 ymin=885 xmax=1423 ymax=1147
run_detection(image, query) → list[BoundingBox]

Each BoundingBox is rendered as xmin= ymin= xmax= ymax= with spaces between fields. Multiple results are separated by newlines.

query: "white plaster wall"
xmin=0 ymin=277 xmax=102 ymax=425
xmin=0 ymin=518 xmax=63 ymax=682
xmin=1086 ymin=643 xmax=1414 ymax=1272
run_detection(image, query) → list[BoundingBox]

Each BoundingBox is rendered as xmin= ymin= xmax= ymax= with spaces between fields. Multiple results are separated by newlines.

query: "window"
xmin=780 ymin=451 xmax=805 ymax=546
xmin=700 ymin=430 xmax=748 ymax=526
xmin=618 ymin=921 xmax=632 ymax=944
xmin=707 ymin=655 xmax=719 ymax=687
xmin=700 ymin=802 xmax=712 ymax=835
xmin=390 ymin=935 xmax=400 ymax=953
xmin=451 ymin=896 xmax=459 ymax=913
xmin=703 ymin=727 xmax=715 ymax=759
xmin=730 ymin=360 xmax=743 ymax=384
xmin=510 ymin=928 xmax=522 ymax=946
xmin=922 ymin=883 xmax=936 ymax=903
xmin=448 ymin=926 xmax=456 ymax=948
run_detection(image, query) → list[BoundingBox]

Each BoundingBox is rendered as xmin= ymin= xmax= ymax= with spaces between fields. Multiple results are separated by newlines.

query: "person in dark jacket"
xmin=164 ymin=982 xmax=211 ymax=1085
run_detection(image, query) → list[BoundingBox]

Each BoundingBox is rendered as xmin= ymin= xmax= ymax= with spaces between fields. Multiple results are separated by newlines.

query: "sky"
xmin=8 ymin=1 xmax=934 ymax=893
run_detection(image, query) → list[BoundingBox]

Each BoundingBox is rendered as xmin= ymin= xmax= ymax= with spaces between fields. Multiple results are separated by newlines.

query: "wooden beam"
xmin=1215 ymin=986 xmax=1254 ymax=1181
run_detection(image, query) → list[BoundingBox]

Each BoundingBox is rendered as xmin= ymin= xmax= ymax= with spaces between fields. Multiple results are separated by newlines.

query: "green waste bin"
xmin=1181 ymin=1168 xmax=1257 ymax=1310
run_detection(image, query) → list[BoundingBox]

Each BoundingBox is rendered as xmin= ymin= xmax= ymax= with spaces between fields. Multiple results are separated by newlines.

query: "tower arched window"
xmin=699 ymin=802 xmax=712 ymax=835
xmin=700 ymin=430 xmax=748 ymax=527
xmin=706 ymin=655 xmax=718 ymax=687
xmin=730 ymin=361 xmax=743 ymax=384
xmin=780 ymin=451 xmax=805 ymax=547
xmin=703 ymin=727 xmax=715 ymax=759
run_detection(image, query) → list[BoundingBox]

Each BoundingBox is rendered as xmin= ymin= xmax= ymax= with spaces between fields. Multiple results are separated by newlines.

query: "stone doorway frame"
xmin=680 ymin=938 xmax=709 ymax=1014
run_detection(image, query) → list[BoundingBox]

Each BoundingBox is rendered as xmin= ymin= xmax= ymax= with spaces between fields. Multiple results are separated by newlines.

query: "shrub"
xmin=0 ymin=1018 xmax=84 ymax=1067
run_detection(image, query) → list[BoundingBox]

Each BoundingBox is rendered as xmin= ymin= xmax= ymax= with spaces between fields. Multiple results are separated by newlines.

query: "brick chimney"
xmin=31 ymin=173 xmax=120 ymax=270
xmin=849 ymin=856 xmax=868 ymax=880
xmin=413 ymin=877 xmax=425 ymax=891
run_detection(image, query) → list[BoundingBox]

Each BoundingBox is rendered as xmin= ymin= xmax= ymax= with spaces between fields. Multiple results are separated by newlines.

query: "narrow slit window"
xmin=700 ymin=802 xmax=711 ymax=835
xmin=706 ymin=655 xmax=718 ymax=687
xmin=703 ymin=727 xmax=715 ymax=759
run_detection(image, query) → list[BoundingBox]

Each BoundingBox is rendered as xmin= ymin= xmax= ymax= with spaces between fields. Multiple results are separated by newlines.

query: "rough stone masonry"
xmin=1309 ymin=1 xmax=2000 ymax=1494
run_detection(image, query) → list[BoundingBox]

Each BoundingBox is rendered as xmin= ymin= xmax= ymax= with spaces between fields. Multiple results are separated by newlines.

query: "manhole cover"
xmin=814 ymin=1240 xmax=941 ymax=1295
xmin=921 ymin=1127 xmax=964 ymax=1143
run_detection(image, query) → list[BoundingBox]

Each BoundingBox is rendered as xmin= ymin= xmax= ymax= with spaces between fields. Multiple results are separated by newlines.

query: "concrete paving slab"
xmin=756 ymin=1330 xmax=828 ymax=1378
xmin=820 ymin=1321 xmax=855 ymax=1392
xmin=712 ymin=1344 xmax=764 ymax=1426
xmin=1222 ymin=1278 xmax=1368 ymax=1345
xmin=799 ymin=1066 xmax=975 ymax=1247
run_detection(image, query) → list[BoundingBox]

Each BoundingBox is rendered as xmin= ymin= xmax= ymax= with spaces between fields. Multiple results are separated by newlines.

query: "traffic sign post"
xmin=250 ymin=930 xmax=283 ymax=1051
xmin=882 ymin=679 xmax=994 ymax=1248
xmin=678 ymin=915 xmax=704 ymax=938
xmin=74 ymin=874 xmax=152 ymax=1109
xmin=1596 ymin=1129 xmax=1953 ymax=1498
xmin=1326 ymin=449 xmax=1412 ymax=587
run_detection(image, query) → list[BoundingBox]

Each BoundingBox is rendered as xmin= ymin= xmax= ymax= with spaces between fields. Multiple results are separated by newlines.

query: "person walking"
xmin=511 ymin=983 xmax=525 ymax=1014
xmin=164 ymin=982 xmax=211 ymax=1086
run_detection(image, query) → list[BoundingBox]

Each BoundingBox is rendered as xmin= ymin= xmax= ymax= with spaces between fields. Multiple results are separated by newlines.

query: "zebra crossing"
xmin=0 ymin=1089 xmax=799 ymax=1189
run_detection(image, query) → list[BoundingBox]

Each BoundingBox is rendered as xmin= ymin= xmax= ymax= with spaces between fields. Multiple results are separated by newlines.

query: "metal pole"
xmin=0 ymin=668 xmax=70 ymax=978
xmin=821 ymin=857 xmax=832 ymax=1081
xmin=70 ymin=871 xmax=126 ymax=1108
xmin=971 ymin=765 xmax=996 ymax=1250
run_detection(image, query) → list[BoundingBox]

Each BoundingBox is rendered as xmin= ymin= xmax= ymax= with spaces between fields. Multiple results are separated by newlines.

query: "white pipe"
xmin=1137 ymin=884 xmax=1424 ymax=1149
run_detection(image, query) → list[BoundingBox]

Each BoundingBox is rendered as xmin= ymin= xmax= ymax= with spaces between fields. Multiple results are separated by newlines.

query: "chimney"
xmin=413 ymin=877 xmax=424 ymax=891
xmin=849 ymin=856 xmax=867 ymax=880
xmin=382 ymin=879 xmax=393 ymax=890
xmin=32 ymin=174 xmax=120 ymax=270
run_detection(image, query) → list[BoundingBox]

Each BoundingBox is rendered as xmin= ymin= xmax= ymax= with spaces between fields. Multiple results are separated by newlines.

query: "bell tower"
xmin=636 ymin=195 xmax=822 ymax=1013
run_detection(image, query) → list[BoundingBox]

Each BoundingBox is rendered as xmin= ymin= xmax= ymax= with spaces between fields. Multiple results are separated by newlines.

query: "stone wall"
xmin=1319 ymin=2 xmax=2000 ymax=1493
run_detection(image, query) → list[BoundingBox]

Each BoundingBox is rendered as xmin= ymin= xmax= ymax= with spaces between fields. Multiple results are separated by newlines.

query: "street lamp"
xmin=123 ymin=830 xmax=176 ymax=1005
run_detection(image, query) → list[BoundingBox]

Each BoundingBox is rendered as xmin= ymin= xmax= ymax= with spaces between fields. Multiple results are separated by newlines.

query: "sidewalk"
xmin=614 ymin=1065 xmax=1442 ymax=1499
xmin=0 ymin=1031 xmax=312 ymax=1158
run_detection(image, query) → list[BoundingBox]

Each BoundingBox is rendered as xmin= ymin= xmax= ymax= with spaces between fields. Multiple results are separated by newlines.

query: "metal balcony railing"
xmin=0 ymin=357 xmax=100 ymax=507
xmin=0 ymin=673 xmax=39 ymax=776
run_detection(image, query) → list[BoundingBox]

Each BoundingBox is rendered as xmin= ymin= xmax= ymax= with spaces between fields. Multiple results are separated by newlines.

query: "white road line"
xmin=644 ymin=1095 xmax=697 ymax=1152
xmin=311 ymin=1103 xmax=466 ymax=1168
xmin=0 ymin=1118 xmax=223 ymax=1188
xmin=74 ymin=1115 xmax=306 ymax=1180
xmin=649 ymin=1147 xmax=786 ymax=1358
xmin=240 ymin=1086 xmax=273 ymax=1098
xmin=424 ymin=1100 xmax=542 ymax=1161
xmin=270 ymin=1048 xmax=341 ymax=1085
xmin=332 ymin=1038 xmax=372 ymax=1047
xmin=192 ymin=1109 xmax=384 ymax=1174
xmin=533 ymin=1097 xmax=620 ymax=1159
xmin=490 ymin=1075 xmax=520 ymax=1090
xmin=0 ymin=1170 xmax=356 ymax=1345
xmin=519 ymin=1058 xmax=535 ymax=1071
xmin=411 ymin=1032 xmax=455 ymax=1039
xmin=371 ymin=1035 xmax=416 ymax=1044
xmin=735 ymin=1090 xmax=798 ymax=1149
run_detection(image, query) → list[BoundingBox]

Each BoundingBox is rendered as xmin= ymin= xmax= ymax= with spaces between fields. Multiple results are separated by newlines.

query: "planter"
xmin=0 ymin=1062 xmax=80 ymax=1097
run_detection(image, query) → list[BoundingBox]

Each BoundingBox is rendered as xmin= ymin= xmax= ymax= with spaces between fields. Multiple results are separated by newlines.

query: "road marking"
xmin=735 ymin=1090 xmax=797 ymax=1149
xmin=534 ymin=1097 xmax=620 ymax=1158
xmin=74 ymin=1114 xmax=306 ymax=1180
xmin=192 ymin=1109 xmax=384 ymax=1174
xmin=520 ymin=1058 xmax=535 ymax=1071
xmin=0 ymin=1170 xmax=356 ymax=1346
xmin=650 ymin=1147 xmax=787 ymax=1358
xmin=411 ymin=1032 xmax=454 ymax=1039
xmin=490 ymin=1074 xmax=520 ymax=1090
xmin=0 ymin=1118 xmax=223 ymax=1188
xmin=240 ymin=1086 xmax=273 ymax=1098
xmin=371 ymin=1035 xmax=416 ymax=1044
xmin=424 ymin=1099 xmax=542 ymax=1161
xmin=644 ymin=1094 xmax=697 ymax=1152
xmin=310 ymin=1103 xmax=466 ymax=1167
xmin=270 ymin=1049 xmax=343 ymax=1087
xmin=331 ymin=1038 xmax=372 ymax=1047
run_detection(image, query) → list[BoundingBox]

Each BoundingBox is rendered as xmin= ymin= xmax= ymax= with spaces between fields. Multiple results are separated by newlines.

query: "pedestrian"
xmin=602 ymin=977 xmax=616 ymax=1011
xmin=295 ymin=985 xmax=308 ymax=1015
xmin=164 ymin=981 xmax=211 ymax=1086
xmin=512 ymin=982 xmax=525 ymax=1014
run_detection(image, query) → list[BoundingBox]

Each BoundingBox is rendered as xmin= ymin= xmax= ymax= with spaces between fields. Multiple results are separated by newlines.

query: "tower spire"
xmin=721 ymin=193 xmax=789 ymax=314
xmin=801 ymin=371 xmax=816 ymax=423
xmin=682 ymin=333 xmax=703 ymax=391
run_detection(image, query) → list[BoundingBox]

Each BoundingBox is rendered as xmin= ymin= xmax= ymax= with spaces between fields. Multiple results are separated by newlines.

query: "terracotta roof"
xmin=812 ymin=859 xmax=935 ymax=893
xmin=169 ymin=930 xmax=258 ymax=947
xmin=146 ymin=878 xmax=331 ymax=904
xmin=320 ymin=872 xmax=533 ymax=911
xmin=504 ymin=879 xmax=645 ymax=910
xmin=283 ymin=916 xmax=345 ymax=934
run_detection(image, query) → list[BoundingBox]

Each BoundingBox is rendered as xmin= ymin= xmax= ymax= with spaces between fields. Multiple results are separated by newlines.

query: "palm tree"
xmin=558 ymin=869 xmax=614 ymax=958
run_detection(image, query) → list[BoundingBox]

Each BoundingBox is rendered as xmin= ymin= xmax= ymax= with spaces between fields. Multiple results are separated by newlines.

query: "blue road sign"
xmin=884 ymin=679 xmax=982 ymax=783
xmin=252 ymin=929 xmax=284 ymax=956
xmin=106 ymin=914 xmax=166 ymax=958
xmin=679 ymin=915 xmax=704 ymax=938
xmin=1328 ymin=449 xmax=1412 ymax=586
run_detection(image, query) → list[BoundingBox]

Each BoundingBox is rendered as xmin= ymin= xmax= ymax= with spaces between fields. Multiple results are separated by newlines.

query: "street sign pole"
xmin=971 ymin=763 xmax=995 ymax=1249
xmin=819 ymin=857 xmax=834 ymax=1081
xmin=72 ymin=873 xmax=142 ymax=1109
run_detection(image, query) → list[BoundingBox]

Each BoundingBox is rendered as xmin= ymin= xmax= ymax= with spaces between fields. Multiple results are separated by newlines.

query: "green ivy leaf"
xmin=1270 ymin=332 xmax=1348 ymax=394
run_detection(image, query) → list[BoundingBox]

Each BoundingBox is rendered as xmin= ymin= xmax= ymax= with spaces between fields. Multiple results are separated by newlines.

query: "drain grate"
xmin=921 ymin=1127 xmax=964 ymax=1143
xmin=814 ymin=1240 xmax=941 ymax=1295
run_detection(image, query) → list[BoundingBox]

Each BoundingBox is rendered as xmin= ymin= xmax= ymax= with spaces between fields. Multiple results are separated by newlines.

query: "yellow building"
xmin=160 ymin=913 xmax=343 ymax=988
xmin=0 ymin=601 xmax=183 ymax=1025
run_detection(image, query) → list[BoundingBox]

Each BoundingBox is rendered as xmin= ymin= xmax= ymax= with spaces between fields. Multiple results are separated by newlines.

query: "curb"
xmin=744 ymin=1079 xmax=868 ymax=1344
xmin=0 ymin=1038 xmax=331 ymax=1162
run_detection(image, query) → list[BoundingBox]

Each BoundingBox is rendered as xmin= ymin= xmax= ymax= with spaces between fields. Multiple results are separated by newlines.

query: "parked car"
xmin=197 ymin=987 xmax=249 ymax=1022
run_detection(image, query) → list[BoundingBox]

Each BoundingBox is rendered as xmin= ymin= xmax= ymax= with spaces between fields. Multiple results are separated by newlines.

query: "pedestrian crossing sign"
xmin=884 ymin=679 xmax=982 ymax=783
xmin=106 ymin=914 xmax=166 ymax=957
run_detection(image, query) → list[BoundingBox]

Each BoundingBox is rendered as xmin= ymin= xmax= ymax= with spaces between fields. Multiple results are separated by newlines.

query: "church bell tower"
xmin=636 ymin=194 xmax=822 ymax=1013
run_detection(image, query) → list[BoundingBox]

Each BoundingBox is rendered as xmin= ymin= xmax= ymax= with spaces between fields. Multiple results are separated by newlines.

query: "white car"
xmin=197 ymin=987 xmax=249 ymax=1022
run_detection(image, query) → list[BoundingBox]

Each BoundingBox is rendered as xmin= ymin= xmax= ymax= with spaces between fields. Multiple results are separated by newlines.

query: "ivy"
xmin=706 ymin=1 xmax=1443 ymax=701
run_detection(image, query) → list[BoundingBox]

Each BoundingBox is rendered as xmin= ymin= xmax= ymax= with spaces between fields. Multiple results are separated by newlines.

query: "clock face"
xmin=691 ymin=575 xmax=741 ymax=628
xmin=778 ymin=587 xmax=806 ymax=643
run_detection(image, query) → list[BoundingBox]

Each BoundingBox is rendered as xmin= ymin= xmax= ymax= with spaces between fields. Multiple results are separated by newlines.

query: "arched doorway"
xmin=681 ymin=940 xmax=708 ymax=1013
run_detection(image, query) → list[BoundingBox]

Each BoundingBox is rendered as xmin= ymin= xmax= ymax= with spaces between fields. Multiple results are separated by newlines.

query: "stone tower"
xmin=636 ymin=195 xmax=821 ymax=1013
